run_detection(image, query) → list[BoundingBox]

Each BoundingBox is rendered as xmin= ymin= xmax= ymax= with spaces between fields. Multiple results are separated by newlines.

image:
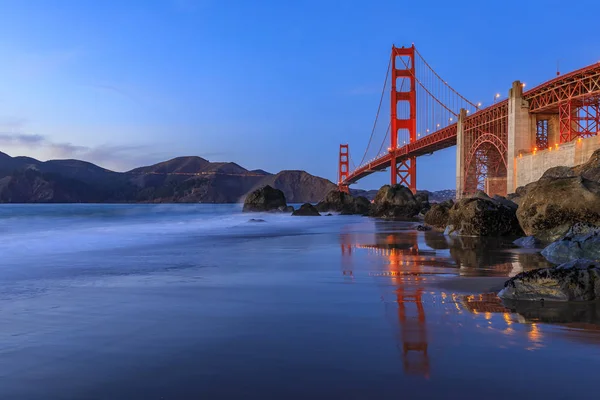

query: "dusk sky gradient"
xmin=1 ymin=0 xmax=599 ymax=190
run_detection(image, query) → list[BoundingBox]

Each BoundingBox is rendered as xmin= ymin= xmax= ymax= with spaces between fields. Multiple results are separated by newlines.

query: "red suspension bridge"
xmin=338 ymin=45 xmax=600 ymax=198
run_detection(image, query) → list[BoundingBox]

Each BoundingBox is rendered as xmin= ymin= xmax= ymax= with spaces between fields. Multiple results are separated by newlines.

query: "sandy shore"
xmin=430 ymin=276 xmax=507 ymax=294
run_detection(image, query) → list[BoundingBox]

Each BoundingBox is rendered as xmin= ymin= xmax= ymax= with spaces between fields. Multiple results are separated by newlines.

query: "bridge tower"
xmin=338 ymin=144 xmax=350 ymax=193
xmin=390 ymin=45 xmax=417 ymax=193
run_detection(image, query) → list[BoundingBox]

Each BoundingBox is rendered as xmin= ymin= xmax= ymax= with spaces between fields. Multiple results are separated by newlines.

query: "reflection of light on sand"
xmin=526 ymin=323 xmax=544 ymax=350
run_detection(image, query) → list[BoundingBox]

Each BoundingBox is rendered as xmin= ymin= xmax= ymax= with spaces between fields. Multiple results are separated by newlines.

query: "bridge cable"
xmin=376 ymin=121 xmax=391 ymax=159
xmin=397 ymin=56 xmax=459 ymax=117
xmin=358 ymin=56 xmax=392 ymax=167
xmin=413 ymin=48 xmax=478 ymax=109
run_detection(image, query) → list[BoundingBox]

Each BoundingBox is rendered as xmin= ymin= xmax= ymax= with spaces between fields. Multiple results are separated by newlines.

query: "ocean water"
xmin=0 ymin=204 xmax=599 ymax=399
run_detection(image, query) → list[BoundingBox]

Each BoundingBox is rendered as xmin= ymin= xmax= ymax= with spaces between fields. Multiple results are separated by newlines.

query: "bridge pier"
xmin=455 ymin=109 xmax=467 ymax=199
xmin=507 ymin=81 xmax=535 ymax=194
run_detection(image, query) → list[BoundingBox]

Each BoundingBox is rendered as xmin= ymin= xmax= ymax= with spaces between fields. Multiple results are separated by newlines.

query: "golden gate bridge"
xmin=338 ymin=44 xmax=600 ymax=198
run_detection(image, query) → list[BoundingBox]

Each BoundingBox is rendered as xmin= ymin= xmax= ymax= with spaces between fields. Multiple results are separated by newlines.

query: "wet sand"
xmin=431 ymin=276 xmax=507 ymax=294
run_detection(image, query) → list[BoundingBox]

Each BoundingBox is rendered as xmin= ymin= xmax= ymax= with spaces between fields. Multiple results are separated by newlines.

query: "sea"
xmin=0 ymin=204 xmax=599 ymax=399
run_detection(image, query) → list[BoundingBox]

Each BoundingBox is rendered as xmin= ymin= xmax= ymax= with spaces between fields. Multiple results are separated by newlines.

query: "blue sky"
xmin=0 ymin=0 xmax=599 ymax=190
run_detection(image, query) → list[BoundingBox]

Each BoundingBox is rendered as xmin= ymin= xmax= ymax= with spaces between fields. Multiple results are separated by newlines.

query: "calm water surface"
xmin=0 ymin=204 xmax=599 ymax=399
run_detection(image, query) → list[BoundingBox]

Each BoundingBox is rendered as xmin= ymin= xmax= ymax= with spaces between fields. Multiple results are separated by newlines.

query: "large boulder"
xmin=316 ymin=190 xmax=370 ymax=215
xmin=370 ymin=185 xmax=426 ymax=219
xmin=424 ymin=200 xmax=453 ymax=230
xmin=516 ymin=175 xmax=600 ymax=241
xmin=516 ymin=149 xmax=600 ymax=241
xmin=292 ymin=203 xmax=321 ymax=216
xmin=242 ymin=185 xmax=287 ymax=212
xmin=541 ymin=223 xmax=600 ymax=264
xmin=444 ymin=195 xmax=523 ymax=236
xmin=498 ymin=259 xmax=600 ymax=302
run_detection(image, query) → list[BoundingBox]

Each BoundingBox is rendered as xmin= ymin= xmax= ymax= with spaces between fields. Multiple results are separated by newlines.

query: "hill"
xmin=0 ymin=153 xmax=336 ymax=203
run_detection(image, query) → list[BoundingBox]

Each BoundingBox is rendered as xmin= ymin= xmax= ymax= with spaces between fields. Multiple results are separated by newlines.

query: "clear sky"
xmin=1 ymin=0 xmax=599 ymax=190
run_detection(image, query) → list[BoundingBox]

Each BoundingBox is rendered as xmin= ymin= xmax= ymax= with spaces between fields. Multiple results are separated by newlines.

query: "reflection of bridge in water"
xmin=339 ymin=227 xmax=554 ymax=377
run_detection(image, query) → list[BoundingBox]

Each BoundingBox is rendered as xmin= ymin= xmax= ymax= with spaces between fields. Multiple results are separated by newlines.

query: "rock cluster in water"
xmin=443 ymin=191 xmax=522 ymax=237
xmin=292 ymin=203 xmax=321 ymax=216
xmin=369 ymin=185 xmax=429 ymax=220
xmin=497 ymin=149 xmax=600 ymax=302
xmin=243 ymin=185 xmax=292 ymax=213
xmin=316 ymin=190 xmax=371 ymax=215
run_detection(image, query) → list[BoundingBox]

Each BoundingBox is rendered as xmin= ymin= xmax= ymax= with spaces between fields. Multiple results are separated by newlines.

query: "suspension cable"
xmin=359 ymin=56 xmax=392 ymax=166
xmin=413 ymin=47 xmax=478 ymax=109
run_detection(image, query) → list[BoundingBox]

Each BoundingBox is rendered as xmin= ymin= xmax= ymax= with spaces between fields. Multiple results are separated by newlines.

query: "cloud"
xmin=0 ymin=131 xmax=162 ymax=171
xmin=0 ymin=132 xmax=46 ymax=145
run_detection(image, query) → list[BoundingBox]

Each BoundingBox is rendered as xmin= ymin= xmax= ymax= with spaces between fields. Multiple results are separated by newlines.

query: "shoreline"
xmin=429 ymin=276 xmax=507 ymax=294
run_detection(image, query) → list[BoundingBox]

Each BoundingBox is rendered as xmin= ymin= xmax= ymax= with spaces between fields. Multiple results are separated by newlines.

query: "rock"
xmin=424 ymin=201 xmax=453 ymax=230
xmin=370 ymin=185 xmax=426 ymax=219
xmin=498 ymin=259 xmax=600 ymax=302
xmin=541 ymin=223 xmax=600 ymax=264
xmin=292 ymin=203 xmax=321 ymax=216
xmin=415 ymin=191 xmax=430 ymax=209
xmin=316 ymin=190 xmax=370 ymax=215
xmin=414 ymin=224 xmax=431 ymax=231
xmin=278 ymin=205 xmax=295 ymax=213
xmin=326 ymin=213 xmax=333 ymax=216
xmin=242 ymin=185 xmax=287 ymax=212
xmin=515 ymin=149 xmax=600 ymax=241
xmin=492 ymin=195 xmax=518 ymax=210
xmin=248 ymin=218 xmax=266 ymax=223
xmin=513 ymin=236 xmax=541 ymax=248
xmin=444 ymin=195 xmax=523 ymax=236
xmin=351 ymin=196 xmax=372 ymax=216
xmin=516 ymin=175 xmax=600 ymax=241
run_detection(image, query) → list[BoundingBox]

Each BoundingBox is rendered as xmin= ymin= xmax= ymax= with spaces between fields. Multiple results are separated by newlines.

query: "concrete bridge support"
xmin=455 ymin=109 xmax=467 ymax=199
xmin=507 ymin=81 xmax=535 ymax=194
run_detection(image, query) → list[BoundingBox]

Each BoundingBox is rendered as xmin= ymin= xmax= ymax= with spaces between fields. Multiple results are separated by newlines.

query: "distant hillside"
xmin=0 ymin=153 xmax=336 ymax=203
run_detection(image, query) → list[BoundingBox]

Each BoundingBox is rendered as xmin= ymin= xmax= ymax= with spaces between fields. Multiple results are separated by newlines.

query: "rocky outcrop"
xmin=316 ymin=190 xmax=370 ymax=215
xmin=515 ymin=149 xmax=600 ymax=241
xmin=444 ymin=194 xmax=523 ymax=236
xmin=370 ymin=185 xmax=426 ymax=219
xmin=516 ymin=175 xmax=600 ymax=241
xmin=541 ymin=223 xmax=600 ymax=264
xmin=292 ymin=203 xmax=321 ymax=216
xmin=424 ymin=199 xmax=453 ymax=230
xmin=242 ymin=185 xmax=287 ymax=212
xmin=499 ymin=259 xmax=600 ymax=302
xmin=278 ymin=205 xmax=295 ymax=213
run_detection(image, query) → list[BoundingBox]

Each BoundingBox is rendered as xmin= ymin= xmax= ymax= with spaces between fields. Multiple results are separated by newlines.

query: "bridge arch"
xmin=463 ymin=133 xmax=508 ymax=196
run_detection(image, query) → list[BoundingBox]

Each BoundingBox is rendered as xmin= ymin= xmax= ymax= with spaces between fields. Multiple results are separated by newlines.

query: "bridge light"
xmin=522 ymin=82 xmax=526 ymax=87
xmin=477 ymin=102 xmax=482 ymax=107
xmin=437 ymin=123 xmax=440 ymax=127
xmin=466 ymin=110 xmax=470 ymax=113
xmin=449 ymin=117 xmax=453 ymax=122
xmin=426 ymin=129 xmax=429 ymax=132
xmin=495 ymin=93 xmax=500 ymax=98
